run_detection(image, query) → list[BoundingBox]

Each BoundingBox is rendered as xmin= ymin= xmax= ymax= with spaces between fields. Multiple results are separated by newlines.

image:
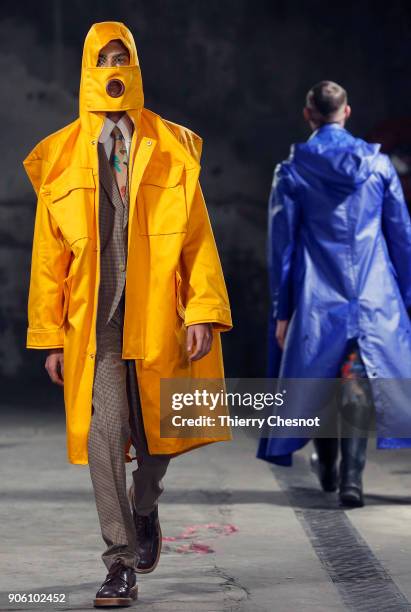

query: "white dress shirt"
xmin=98 ymin=113 xmax=134 ymax=159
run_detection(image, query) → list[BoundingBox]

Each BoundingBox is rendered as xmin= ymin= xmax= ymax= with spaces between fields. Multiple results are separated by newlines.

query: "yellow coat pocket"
xmin=138 ymin=162 xmax=187 ymax=235
xmin=175 ymin=270 xmax=186 ymax=320
xmin=62 ymin=274 xmax=73 ymax=324
xmin=45 ymin=167 xmax=95 ymax=245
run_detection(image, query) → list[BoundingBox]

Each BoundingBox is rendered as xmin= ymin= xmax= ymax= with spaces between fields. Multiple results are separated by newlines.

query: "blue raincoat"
xmin=258 ymin=123 xmax=411 ymax=466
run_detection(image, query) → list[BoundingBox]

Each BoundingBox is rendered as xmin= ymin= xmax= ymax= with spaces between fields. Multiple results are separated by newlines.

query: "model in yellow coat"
xmin=24 ymin=22 xmax=233 ymax=467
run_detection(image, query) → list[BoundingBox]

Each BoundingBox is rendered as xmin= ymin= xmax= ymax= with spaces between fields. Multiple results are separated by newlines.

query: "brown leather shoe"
xmin=93 ymin=559 xmax=138 ymax=607
xmin=128 ymin=484 xmax=162 ymax=574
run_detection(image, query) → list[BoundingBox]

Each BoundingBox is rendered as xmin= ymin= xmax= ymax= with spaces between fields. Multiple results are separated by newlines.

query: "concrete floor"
xmin=1 ymin=405 xmax=411 ymax=611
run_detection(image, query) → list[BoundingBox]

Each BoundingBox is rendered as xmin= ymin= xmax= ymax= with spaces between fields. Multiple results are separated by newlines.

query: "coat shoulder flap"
xmin=23 ymin=119 xmax=81 ymax=196
xmin=161 ymin=118 xmax=203 ymax=164
xmin=142 ymin=108 xmax=203 ymax=168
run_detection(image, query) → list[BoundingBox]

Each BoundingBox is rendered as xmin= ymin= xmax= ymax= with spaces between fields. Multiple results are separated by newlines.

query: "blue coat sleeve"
xmin=381 ymin=156 xmax=411 ymax=308
xmin=268 ymin=161 xmax=300 ymax=321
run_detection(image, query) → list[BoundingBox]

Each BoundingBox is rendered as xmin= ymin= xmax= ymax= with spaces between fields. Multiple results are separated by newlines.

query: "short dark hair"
xmin=306 ymin=81 xmax=347 ymax=120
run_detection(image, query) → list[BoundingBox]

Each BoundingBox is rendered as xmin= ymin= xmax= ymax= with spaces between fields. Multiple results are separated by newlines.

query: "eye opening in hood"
xmin=96 ymin=38 xmax=133 ymax=68
xmin=82 ymin=22 xmax=139 ymax=70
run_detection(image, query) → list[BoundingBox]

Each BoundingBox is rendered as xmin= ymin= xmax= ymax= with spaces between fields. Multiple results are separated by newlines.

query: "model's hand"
xmin=186 ymin=323 xmax=213 ymax=361
xmin=275 ymin=320 xmax=289 ymax=350
xmin=45 ymin=349 xmax=64 ymax=386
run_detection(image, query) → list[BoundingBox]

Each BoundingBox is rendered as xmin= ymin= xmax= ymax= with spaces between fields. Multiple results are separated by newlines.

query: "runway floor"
xmin=1 ymin=403 xmax=411 ymax=611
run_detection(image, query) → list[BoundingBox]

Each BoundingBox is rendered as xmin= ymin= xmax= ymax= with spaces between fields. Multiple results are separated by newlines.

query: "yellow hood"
xmin=79 ymin=21 xmax=144 ymax=134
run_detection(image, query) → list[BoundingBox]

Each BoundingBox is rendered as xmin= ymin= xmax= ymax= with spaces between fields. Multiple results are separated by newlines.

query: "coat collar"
xmin=309 ymin=122 xmax=346 ymax=141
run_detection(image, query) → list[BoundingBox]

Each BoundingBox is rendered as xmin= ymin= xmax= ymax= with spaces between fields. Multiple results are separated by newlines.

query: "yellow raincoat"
xmin=24 ymin=22 xmax=232 ymax=465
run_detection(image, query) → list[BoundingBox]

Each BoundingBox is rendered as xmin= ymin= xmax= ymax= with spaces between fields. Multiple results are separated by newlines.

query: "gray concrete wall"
xmin=2 ymin=1 xmax=411 ymax=391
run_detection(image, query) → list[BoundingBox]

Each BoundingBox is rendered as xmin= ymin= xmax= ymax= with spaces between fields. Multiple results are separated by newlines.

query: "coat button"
xmin=119 ymin=264 xmax=126 ymax=272
xmin=147 ymin=140 xmax=152 ymax=146
xmin=90 ymin=353 xmax=95 ymax=359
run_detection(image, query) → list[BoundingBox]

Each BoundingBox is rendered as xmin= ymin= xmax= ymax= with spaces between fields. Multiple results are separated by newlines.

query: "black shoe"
xmin=94 ymin=559 xmax=138 ymax=607
xmin=311 ymin=438 xmax=339 ymax=492
xmin=339 ymin=436 xmax=368 ymax=508
xmin=129 ymin=484 xmax=162 ymax=574
xmin=339 ymin=484 xmax=364 ymax=507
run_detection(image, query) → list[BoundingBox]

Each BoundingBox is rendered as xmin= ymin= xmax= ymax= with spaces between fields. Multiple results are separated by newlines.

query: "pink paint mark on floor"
xmin=163 ymin=523 xmax=239 ymax=554
xmin=175 ymin=542 xmax=215 ymax=554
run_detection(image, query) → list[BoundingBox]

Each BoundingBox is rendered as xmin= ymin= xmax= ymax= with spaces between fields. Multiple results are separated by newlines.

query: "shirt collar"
xmin=98 ymin=112 xmax=134 ymax=144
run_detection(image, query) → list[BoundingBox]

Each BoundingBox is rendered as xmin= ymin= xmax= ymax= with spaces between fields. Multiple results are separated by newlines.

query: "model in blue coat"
xmin=258 ymin=81 xmax=411 ymax=506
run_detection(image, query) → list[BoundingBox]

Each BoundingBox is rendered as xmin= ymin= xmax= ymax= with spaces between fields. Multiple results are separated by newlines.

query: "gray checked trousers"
xmin=88 ymin=290 xmax=171 ymax=571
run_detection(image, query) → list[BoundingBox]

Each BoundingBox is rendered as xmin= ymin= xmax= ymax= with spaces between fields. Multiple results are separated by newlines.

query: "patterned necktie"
xmin=110 ymin=125 xmax=128 ymax=203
